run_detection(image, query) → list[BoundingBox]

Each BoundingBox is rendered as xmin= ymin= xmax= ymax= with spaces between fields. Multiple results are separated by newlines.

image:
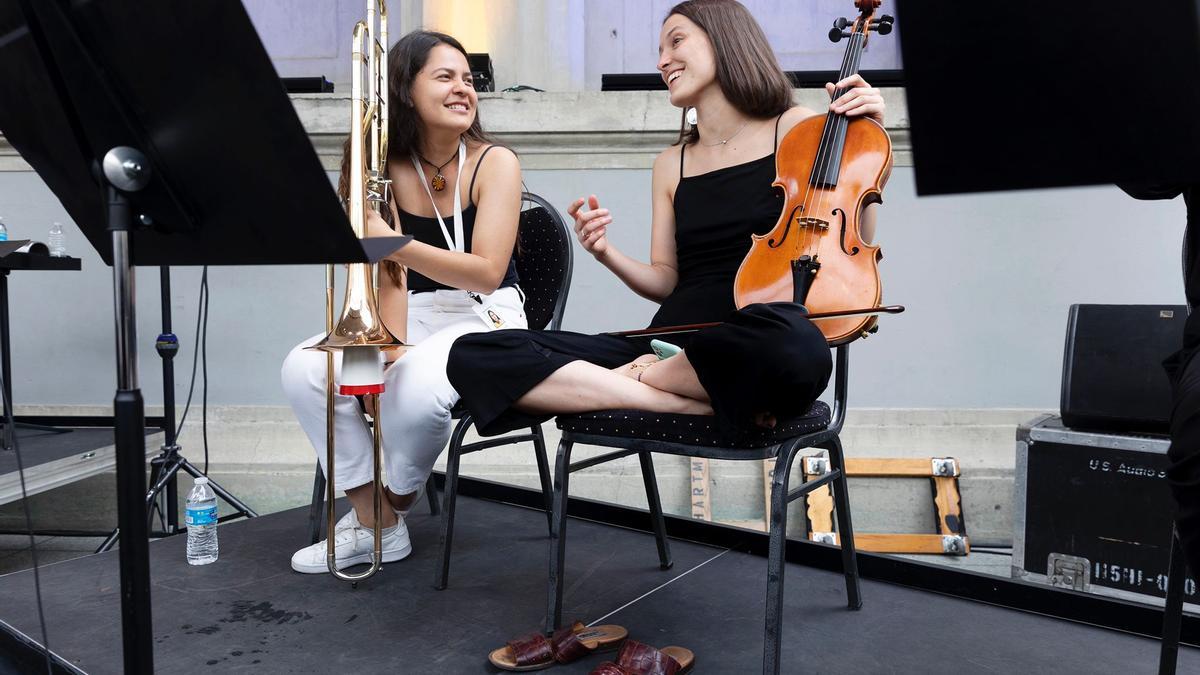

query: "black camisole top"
xmin=401 ymin=145 xmax=520 ymax=293
xmin=650 ymin=144 xmax=784 ymax=328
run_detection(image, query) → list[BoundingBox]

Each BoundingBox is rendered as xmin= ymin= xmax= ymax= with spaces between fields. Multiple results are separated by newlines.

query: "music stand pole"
xmin=104 ymin=151 xmax=154 ymax=674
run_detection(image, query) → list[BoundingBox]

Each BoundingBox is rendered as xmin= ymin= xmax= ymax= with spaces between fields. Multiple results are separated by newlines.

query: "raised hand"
xmin=567 ymin=194 xmax=612 ymax=258
xmin=826 ymin=73 xmax=885 ymax=125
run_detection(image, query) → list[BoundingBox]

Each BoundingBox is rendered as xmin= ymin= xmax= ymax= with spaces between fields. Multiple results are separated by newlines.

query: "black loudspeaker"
xmin=1060 ymin=304 xmax=1187 ymax=433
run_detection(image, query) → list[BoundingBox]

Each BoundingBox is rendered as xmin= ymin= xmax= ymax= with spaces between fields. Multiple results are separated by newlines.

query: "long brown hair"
xmin=665 ymin=0 xmax=794 ymax=146
xmin=337 ymin=30 xmax=497 ymax=286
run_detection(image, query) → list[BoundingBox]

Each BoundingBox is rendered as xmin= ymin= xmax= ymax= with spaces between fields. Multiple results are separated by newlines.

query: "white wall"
xmin=0 ymin=166 xmax=1183 ymax=409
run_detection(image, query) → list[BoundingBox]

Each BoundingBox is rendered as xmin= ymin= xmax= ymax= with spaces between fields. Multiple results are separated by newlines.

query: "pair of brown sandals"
xmin=489 ymin=622 xmax=694 ymax=674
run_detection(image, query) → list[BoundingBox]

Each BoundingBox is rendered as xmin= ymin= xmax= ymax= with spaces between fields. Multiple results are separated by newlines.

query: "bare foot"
xmin=614 ymin=354 xmax=658 ymax=380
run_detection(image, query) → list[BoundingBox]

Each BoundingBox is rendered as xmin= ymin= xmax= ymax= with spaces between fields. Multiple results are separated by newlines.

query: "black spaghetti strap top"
xmin=402 ymin=145 xmax=521 ymax=293
xmin=649 ymin=116 xmax=786 ymax=327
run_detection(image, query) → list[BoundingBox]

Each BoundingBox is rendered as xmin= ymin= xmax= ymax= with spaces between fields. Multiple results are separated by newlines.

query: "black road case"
xmin=1013 ymin=414 xmax=1197 ymax=609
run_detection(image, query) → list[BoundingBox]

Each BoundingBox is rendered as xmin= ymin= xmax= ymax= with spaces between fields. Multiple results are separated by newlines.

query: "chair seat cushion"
xmin=556 ymin=401 xmax=830 ymax=449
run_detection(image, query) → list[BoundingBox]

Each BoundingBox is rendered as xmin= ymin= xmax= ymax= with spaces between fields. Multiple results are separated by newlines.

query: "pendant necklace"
xmin=416 ymin=151 xmax=457 ymax=191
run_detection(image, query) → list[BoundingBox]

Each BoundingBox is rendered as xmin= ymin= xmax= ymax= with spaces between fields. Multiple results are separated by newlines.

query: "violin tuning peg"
xmin=833 ymin=17 xmax=851 ymax=29
xmin=873 ymin=21 xmax=892 ymax=35
xmin=825 ymin=27 xmax=854 ymax=42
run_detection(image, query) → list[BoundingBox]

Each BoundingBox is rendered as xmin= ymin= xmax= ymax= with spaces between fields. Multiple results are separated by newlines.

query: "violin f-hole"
xmin=769 ymin=204 xmax=803 ymax=249
xmin=833 ymin=207 xmax=860 ymax=256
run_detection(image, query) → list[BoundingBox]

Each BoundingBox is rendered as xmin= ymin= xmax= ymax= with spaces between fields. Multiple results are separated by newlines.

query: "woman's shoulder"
xmin=653 ymin=143 xmax=684 ymax=173
xmin=777 ymin=105 xmax=822 ymax=141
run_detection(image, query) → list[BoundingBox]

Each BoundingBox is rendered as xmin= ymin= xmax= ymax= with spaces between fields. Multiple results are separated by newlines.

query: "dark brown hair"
xmin=665 ymin=0 xmax=795 ymax=145
xmin=337 ymin=30 xmax=497 ymax=286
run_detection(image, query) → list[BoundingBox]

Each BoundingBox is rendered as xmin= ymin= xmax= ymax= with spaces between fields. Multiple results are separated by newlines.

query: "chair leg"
xmin=763 ymin=445 xmax=793 ymax=675
xmin=425 ymin=475 xmax=440 ymax=516
xmin=637 ymin=451 xmax=673 ymax=570
xmin=824 ymin=436 xmax=862 ymax=610
xmin=307 ymin=461 xmax=326 ymax=545
xmin=546 ymin=437 xmax=574 ymax=634
xmin=435 ymin=417 xmax=471 ymax=590
xmin=1160 ymin=527 xmax=1187 ymax=675
xmin=531 ymin=424 xmax=554 ymax=535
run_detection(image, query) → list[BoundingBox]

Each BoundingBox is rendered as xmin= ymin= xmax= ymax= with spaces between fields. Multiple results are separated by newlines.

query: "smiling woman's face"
xmin=658 ymin=13 xmax=718 ymax=108
xmin=411 ymin=43 xmax=477 ymax=136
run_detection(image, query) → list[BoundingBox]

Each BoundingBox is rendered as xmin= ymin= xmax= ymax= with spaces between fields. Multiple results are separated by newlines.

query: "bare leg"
xmin=637 ymin=352 xmax=709 ymax=402
xmin=345 ymin=482 xmax=398 ymax=529
xmin=621 ymin=352 xmax=779 ymax=428
xmin=516 ymin=360 xmax=713 ymax=416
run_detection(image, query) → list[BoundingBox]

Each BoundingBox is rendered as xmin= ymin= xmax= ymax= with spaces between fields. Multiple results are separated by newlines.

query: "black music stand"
xmin=896 ymin=1 xmax=1200 ymax=194
xmin=0 ymin=2 xmax=408 ymax=672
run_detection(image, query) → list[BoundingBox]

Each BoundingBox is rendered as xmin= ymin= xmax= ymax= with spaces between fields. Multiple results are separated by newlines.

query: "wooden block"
xmin=932 ymin=475 xmax=966 ymax=535
xmin=689 ymin=457 xmax=711 ymax=522
xmin=815 ymin=532 xmax=971 ymax=554
xmin=844 ymin=458 xmax=956 ymax=477
xmin=806 ymin=484 xmax=834 ymax=534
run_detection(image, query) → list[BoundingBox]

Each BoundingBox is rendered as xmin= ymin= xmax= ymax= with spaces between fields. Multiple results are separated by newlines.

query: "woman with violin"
xmin=448 ymin=0 xmax=885 ymax=434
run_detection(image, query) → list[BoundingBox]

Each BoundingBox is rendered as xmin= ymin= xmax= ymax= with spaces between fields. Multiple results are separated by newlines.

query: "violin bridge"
xmin=797 ymin=217 xmax=830 ymax=230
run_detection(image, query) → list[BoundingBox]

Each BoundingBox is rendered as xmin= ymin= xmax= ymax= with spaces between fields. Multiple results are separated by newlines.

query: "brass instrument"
xmin=310 ymin=0 xmax=401 ymax=583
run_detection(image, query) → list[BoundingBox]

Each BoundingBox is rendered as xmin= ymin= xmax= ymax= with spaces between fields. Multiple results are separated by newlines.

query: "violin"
xmin=733 ymin=1 xmax=894 ymax=345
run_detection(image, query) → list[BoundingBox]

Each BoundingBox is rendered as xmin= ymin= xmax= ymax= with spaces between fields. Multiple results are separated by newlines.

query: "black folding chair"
xmin=434 ymin=191 xmax=574 ymax=589
xmin=307 ymin=192 xmax=574 ymax=554
xmin=547 ymin=342 xmax=863 ymax=675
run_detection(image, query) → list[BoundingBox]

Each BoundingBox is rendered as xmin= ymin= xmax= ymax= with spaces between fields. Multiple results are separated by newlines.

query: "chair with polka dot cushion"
xmin=305 ymin=192 xmax=574 ymax=591
xmin=434 ymin=191 xmax=574 ymax=589
xmin=546 ymin=343 xmax=862 ymax=675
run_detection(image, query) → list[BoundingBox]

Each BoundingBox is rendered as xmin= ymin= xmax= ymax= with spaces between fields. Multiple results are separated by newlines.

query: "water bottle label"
xmin=186 ymin=505 xmax=217 ymax=526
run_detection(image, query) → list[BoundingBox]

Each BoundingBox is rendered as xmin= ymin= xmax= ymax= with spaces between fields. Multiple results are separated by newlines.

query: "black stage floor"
xmin=0 ymin=494 xmax=1195 ymax=673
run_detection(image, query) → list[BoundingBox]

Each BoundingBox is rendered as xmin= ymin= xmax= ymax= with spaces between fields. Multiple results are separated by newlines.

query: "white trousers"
xmin=281 ymin=286 xmax=526 ymax=494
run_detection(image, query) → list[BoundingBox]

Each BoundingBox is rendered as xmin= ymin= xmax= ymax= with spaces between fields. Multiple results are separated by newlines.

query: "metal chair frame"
xmin=547 ymin=344 xmax=861 ymax=675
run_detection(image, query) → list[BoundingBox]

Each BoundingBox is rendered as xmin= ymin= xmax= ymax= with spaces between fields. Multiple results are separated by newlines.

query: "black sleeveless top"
xmin=650 ymin=120 xmax=785 ymax=327
xmin=402 ymin=146 xmax=521 ymax=293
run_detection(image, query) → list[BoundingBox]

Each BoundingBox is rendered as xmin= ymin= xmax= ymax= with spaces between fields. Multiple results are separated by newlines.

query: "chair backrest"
xmin=515 ymin=191 xmax=573 ymax=331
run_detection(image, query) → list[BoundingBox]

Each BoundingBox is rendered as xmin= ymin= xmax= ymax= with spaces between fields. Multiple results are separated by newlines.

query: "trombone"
xmin=309 ymin=0 xmax=402 ymax=584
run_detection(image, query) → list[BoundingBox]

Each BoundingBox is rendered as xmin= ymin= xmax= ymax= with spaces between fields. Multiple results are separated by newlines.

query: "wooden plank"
xmin=844 ymin=458 xmax=948 ymax=477
xmin=813 ymin=532 xmax=971 ymax=554
xmin=806 ymin=484 xmax=834 ymax=534
xmin=689 ymin=457 xmax=711 ymax=521
xmin=932 ymin=475 xmax=967 ymax=535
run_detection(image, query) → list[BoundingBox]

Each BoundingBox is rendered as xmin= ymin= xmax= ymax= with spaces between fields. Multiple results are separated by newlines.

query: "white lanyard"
xmin=410 ymin=141 xmax=467 ymax=253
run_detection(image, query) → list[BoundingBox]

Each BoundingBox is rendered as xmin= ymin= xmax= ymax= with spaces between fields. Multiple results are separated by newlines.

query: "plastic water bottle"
xmin=47 ymin=222 xmax=65 ymax=257
xmin=0 ymin=216 xmax=8 ymax=242
xmin=185 ymin=476 xmax=218 ymax=565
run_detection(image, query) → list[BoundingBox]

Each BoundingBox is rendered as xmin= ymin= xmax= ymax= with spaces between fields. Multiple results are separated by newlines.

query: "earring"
xmin=685 ymin=107 xmax=698 ymax=126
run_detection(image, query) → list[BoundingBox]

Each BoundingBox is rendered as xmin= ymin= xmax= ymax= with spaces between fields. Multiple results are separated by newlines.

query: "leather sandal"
xmin=489 ymin=622 xmax=628 ymax=671
xmin=589 ymin=639 xmax=695 ymax=675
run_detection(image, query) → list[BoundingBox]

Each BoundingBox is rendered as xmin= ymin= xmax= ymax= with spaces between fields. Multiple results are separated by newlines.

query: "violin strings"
xmin=796 ymin=26 xmax=859 ymax=265
xmin=811 ymin=29 xmax=866 ymax=261
xmin=801 ymin=27 xmax=864 ymax=268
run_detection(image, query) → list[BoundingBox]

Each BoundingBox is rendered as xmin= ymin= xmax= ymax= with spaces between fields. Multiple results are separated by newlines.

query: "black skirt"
xmin=447 ymin=302 xmax=831 ymax=436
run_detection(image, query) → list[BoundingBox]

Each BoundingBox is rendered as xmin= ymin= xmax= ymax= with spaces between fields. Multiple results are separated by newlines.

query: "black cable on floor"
xmin=201 ymin=268 xmax=209 ymax=475
xmin=2 ymin=364 xmax=53 ymax=673
xmin=175 ymin=266 xmax=207 ymax=441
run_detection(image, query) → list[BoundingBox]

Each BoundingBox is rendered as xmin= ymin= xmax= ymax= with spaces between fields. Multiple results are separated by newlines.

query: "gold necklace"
xmin=699 ymin=120 xmax=749 ymax=147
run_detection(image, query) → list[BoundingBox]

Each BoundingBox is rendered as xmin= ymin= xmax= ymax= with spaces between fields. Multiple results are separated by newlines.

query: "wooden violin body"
xmin=733 ymin=0 xmax=894 ymax=345
xmin=734 ymin=115 xmax=891 ymax=344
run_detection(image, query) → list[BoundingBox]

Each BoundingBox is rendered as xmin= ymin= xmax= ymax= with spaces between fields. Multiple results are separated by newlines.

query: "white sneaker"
xmin=291 ymin=517 xmax=412 ymax=574
xmin=329 ymin=482 xmax=425 ymax=531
